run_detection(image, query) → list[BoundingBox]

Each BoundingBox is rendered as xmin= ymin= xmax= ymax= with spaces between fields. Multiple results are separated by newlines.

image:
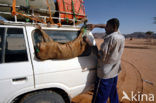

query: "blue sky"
xmin=0 ymin=0 xmax=155 ymax=34
xmin=84 ymin=0 xmax=156 ymax=34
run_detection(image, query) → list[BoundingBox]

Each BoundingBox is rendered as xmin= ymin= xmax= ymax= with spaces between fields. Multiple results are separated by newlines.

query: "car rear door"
xmin=0 ymin=26 xmax=34 ymax=102
xmin=30 ymin=27 xmax=97 ymax=98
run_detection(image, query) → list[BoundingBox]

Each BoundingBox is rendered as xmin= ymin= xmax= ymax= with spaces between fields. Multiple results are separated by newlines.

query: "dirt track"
xmin=72 ymin=39 xmax=156 ymax=103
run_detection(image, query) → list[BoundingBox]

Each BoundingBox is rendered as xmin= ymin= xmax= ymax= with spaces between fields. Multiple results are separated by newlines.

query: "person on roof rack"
xmin=86 ymin=18 xmax=125 ymax=103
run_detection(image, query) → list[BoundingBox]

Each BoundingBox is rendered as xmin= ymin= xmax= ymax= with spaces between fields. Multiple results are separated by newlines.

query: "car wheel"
xmin=19 ymin=90 xmax=65 ymax=103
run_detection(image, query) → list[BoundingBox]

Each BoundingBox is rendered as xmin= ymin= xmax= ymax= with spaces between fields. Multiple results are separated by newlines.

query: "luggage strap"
xmin=62 ymin=0 xmax=69 ymax=23
xmin=25 ymin=0 xmax=29 ymax=7
xmin=71 ymin=0 xmax=77 ymax=22
xmin=25 ymin=0 xmax=30 ymax=22
xmin=78 ymin=0 xmax=84 ymax=16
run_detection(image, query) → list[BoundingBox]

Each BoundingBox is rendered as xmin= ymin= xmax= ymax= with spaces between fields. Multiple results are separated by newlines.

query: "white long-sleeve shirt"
xmin=97 ymin=31 xmax=125 ymax=79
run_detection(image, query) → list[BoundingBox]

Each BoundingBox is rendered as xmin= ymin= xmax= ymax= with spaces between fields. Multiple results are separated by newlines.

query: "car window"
xmin=45 ymin=30 xmax=78 ymax=43
xmin=33 ymin=29 xmax=79 ymax=44
xmin=0 ymin=27 xmax=28 ymax=63
xmin=33 ymin=29 xmax=92 ymax=58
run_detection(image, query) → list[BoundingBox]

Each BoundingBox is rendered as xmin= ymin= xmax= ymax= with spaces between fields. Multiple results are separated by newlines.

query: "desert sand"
xmin=72 ymin=38 xmax=156 ymax=103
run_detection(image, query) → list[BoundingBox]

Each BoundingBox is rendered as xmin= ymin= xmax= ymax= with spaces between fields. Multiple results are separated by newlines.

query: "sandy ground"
xmin=72 ymin=38 xmax=156 ymax=103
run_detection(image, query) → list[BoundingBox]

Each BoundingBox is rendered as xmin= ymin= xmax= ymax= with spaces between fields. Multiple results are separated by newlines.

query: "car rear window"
xmin=33 ymin=29 xmax=79 ymax=44
xmin=45 ymin=30 xmax=79 ymax=43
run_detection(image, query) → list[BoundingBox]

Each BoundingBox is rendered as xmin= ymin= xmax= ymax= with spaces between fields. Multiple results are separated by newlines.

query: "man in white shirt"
xmin=86 ymin=18 xmax=125 ymax=103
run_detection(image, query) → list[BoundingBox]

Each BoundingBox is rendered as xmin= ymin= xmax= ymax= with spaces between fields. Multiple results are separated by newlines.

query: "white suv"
xmin=0 ymin=24 xmax=97 ymax=103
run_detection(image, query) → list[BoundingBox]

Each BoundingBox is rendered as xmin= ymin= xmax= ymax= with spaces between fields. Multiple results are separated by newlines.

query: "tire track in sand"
xmin=119 ymin=59 xmax=143 ymax=103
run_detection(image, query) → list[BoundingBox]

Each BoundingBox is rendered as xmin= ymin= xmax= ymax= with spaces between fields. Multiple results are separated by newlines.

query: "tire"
xmin=19 ymin=90 xmax=65 ymax=103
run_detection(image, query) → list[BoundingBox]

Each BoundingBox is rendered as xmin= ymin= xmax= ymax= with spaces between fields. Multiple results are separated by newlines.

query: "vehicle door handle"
xmin=12 ymin=77 xmax=27 ymax=82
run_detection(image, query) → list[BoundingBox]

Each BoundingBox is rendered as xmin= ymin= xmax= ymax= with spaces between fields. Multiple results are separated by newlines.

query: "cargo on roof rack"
xmin=0 ymin=0 xmax=87 ymax=26
xmin=57 ymin=0 xmax=85 ymax=23
xmin=0 ymin=0 xmax=55 ymax=20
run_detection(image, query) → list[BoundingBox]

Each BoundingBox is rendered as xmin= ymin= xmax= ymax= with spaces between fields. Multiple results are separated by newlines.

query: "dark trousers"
xmin=92 ymin=76 xmax=119 ymax=103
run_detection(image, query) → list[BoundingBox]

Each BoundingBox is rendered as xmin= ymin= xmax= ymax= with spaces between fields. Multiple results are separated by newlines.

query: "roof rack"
xmin=0 ymin=3 xmax=87 ymax=27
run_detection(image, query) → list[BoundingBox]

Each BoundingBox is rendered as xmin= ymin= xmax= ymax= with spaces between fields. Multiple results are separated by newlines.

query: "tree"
xmin=146 ymin=31 xmax=154 ymax=36
xmin=146 ymin=31 xmax=154 ymax=42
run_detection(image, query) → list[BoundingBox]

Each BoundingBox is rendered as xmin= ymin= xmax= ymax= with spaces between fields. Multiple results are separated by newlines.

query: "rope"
xmin=62 ymin=0 xmax=69 ymax=23
xmin=46 ymin=0 xmax=54 ymax=24
xmin=81 ymin=21 xmax=88 ymax=37
xmin=26 ymin=0 xmax=29 ymax=7
xmin=78 ymin=0 xmax=83 ymax=16
xmin=71 ymin=0 xmax=77 ymax=22
xmin=25 ymin=0 xmax=30 ymax=22
xmin=82 ymin=27 xmax=87 ymax=37
xmin=35 ymin=46 xmax=40 ymax=53
xmin=12 ymin=0 xmax=16 ymax=16
xmin=16 ymin=12 xmax=47 ymax=24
